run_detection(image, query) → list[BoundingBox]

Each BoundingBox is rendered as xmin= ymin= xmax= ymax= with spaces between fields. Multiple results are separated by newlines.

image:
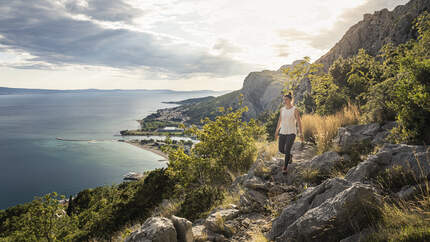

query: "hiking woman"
xmin=275 ymin=93 xmax=303 ymax=174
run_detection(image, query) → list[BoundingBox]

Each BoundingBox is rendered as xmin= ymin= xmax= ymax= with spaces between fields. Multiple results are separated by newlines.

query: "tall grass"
xmin=256 ymin=141 xmax=278 ymax=160
xmin=302 ymin=104 xmax=360 ymax=153
xmin=366 ymin=151 xmax=430 ymax=241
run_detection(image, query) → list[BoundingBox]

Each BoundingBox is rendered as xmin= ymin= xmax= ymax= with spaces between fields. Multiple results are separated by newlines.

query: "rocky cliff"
xmin=316 ymin=0 xmax=430 ymax=70
xmin=177 ymin=60 xmax=308 ymax=123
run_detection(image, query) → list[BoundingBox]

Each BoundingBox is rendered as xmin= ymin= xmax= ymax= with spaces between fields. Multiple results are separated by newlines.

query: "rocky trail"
xmin=126 ymin=122 xmax=430 ymax=242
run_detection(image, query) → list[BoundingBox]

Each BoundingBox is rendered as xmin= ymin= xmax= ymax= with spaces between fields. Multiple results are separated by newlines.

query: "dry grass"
xmin=367 ymin=153 xmax=430 ymax=241
xmin=219 ymin=188 xmax=244 ymax=209
xmin=151 ymin=199 xmax=182 ymax=218
xmin=302 ymin=104 xmax=360 ymax=153
xmin=300 ymin=167 xmax=321 ymax=184
xmin=256 ymin=141 xmax=279 ymax=161
xmin=366 ymin=199 xmax=430 ymax=241
xmin=249 ymin=231 xmax=269 ymax=242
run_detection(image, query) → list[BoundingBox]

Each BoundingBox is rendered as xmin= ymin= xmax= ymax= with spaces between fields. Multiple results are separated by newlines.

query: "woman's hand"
xmin=299 ymin=133 xmax=304 ymax=143
xmin=274 ymin=130 xmax=279 ymax=141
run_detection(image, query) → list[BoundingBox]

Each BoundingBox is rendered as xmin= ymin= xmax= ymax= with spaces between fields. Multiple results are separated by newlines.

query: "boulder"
xmin=268 ymin=178 xmax=351 ymax=239
xmin=346 ymin=144 xmax=430 ymax=183
xmin=243 ymin=175 xmax=269 ymax=192
xmin=284 ymin=151 xmax=344 ymax=185
xmin=335 ymin=123 xmax=381 ymax=149
xmin=126 ymin=217 xmax=177 ymax=242
xmin=192 ymin=225 xmax=228 ymax=242
xmin=269 ymin=179 xmax=381 ymax=241
xmin=171 ymin=215 xmax=193 ymax=242
xmin=204 ymin=208 xmax=240 ymax=235
xmin=239 ymin=188 xmax=268 ymax=212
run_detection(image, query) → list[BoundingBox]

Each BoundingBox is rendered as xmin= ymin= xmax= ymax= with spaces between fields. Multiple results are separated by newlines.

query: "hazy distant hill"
xmin=0 ymin=87 xmax=226 ymax=95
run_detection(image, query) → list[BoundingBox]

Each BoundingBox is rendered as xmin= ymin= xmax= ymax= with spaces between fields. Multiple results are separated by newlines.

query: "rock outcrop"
xmin=345 ymin=143 xmax=430 ymax=183
xmin=171 ymin=215 xmax=193 ymax=242
xmin=126 ymin=217 xmax=177 ymax=242
xmin=268 ymin=179 xmax=382 ymax=241
xmin=285 ymin=151 xmax=345 ymax=185
xmin=334 ymin=122 xmax=396 ymax=150
xmin=316 ymin=0 xmax=430 ymax=70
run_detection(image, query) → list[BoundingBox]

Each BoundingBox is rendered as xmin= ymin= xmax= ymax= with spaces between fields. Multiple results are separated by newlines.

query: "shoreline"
xmin=123 ymin=140 xmax=169 ymax=160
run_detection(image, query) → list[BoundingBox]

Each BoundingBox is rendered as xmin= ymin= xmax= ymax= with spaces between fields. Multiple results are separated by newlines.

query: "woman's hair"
xmin=284 ymin=92 xmax=292 ymax=100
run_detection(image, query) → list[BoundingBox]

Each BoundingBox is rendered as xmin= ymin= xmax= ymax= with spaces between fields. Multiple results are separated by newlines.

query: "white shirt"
xmin=279 ymin=106 xmax=297 ymax=135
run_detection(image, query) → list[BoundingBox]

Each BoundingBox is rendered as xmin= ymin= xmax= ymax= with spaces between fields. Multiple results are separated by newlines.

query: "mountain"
xmin=316 ymin=0 xmax=430 ymax=70
xmin=174 ymin=0 xmax=430 ymax=122
xmin=0 ymin=87 xmax=226 ymax=95
xmin=175 ymin=60 xmax=312 ymax=123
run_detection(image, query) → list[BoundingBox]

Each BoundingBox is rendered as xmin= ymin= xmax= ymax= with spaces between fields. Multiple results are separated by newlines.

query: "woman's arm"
xmin=295 ymin=109 xmax=304 ymax=142
xmin=274 ymin=109 xmax=282 ymax=141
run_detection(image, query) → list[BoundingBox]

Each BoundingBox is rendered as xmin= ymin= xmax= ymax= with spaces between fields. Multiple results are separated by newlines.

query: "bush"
xmin=167 ymin=103 xmax=264 ymax=192
xmin=178 ymin=185 xmax=223 ymax=221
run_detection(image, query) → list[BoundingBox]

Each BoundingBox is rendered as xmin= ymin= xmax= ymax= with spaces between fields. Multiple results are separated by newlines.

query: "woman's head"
xmin=283 ymin=92 xmax=293 ymax=105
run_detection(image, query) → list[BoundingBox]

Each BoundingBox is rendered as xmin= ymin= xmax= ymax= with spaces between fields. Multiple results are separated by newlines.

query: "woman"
xmin=275 ymin=93 xmax=303 ymax=174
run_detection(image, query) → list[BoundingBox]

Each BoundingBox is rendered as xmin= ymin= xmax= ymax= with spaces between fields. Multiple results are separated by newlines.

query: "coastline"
xmin=123 ymin=140 xmax=169 ymax=160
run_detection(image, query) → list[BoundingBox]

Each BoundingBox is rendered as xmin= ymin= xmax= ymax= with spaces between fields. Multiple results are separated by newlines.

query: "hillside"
xmin=170 ymin=60 xmax=309 ymax=123
xmin=316 ymin=0 xmax=430 ymax=70
xmin=0 ymin=87 xmax=225 ymax=95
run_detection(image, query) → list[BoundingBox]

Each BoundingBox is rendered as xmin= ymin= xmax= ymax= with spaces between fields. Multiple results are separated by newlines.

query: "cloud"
xmin=0 ymin=0 xmax=254 ymax=78
xmin=273 ymin=44 xmax=289 ymax=57
xmin=63 ymin=0 xmax=144 ymax=23
xmin=278 ymin=0 xmax=409 ymax=51
xmin=212 ymin=39 xmax=242 ymax=56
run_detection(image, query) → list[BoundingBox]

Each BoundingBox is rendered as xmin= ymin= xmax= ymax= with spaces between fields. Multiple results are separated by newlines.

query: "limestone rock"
xmin=269 ymin=179 xmax=381 ymax=241
xmin=171 ymin=215 xmax=193 ymax=242
xmin=243 ymin=175 xmax=269 ymax=192
xmin=335 ymin=123 xmax=381 ymax=149
xmin=192 ymin=225 xmax=228 ymax=242
xmin=346 ymin=144 xmax=430 ymax=183
xmin=316 ymin=0 xmax=430 ymax=70
xmin=285 ymin=151 xmax=343 ymax=185
xmin=268 ymin=178 xmax=351 ymax=240
xmin=204 ymin=208 xmax=240 ymax=235
xmin=239 ymin=188 xmax=268 ymax=212
xmin=126 ymin=217 xmax=177 ymax=242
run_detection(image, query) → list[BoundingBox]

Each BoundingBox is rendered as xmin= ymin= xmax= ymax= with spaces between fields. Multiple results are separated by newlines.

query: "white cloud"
xmin=0 ymin=0 xmax=412 ymax=90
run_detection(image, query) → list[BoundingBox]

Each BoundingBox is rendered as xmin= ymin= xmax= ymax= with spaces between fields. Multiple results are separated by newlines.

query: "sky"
xmin=0 ymin=0 xmax=409 ymax=91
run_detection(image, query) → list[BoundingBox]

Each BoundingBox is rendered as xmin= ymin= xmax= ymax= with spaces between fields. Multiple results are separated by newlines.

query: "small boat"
xmin=123 ymin=172 xmax=144 ymax=181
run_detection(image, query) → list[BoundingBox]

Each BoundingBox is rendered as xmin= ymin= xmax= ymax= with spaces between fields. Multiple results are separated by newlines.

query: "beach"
xmin=124 ymin=140 xmax=169 ymax=161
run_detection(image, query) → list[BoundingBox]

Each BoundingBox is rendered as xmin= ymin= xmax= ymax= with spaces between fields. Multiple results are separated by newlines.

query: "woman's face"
xmin=284 ymin=96 xmax=291 ymax=105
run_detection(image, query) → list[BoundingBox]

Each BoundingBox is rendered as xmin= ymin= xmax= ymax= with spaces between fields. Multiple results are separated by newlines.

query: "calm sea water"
xmin=0 ymin=91 xmax=215 ymax=209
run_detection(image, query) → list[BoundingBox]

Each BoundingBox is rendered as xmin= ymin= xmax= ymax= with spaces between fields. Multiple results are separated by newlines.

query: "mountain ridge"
xmin=174 ymin=0 xmax=430 ymax=122
xmin=316 ymin=0 xmax=430 ymax=70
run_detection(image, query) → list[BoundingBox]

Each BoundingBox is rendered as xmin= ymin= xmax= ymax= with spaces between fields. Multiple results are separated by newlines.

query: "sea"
xmin=0 ymin=90 xmax=219 ymax=209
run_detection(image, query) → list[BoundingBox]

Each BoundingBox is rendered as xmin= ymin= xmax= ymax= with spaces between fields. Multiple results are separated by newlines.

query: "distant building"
xmin=157 ymin=126 xmax=184 ymax=132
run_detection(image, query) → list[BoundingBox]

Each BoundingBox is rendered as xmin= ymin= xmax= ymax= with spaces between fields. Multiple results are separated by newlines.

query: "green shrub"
xmin=178 ymin=185 xmax=223 ymax=221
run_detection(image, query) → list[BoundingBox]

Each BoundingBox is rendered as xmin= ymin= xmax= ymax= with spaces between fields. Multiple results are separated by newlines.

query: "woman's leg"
xmin=278 ymin=134 xmax=286 ymax=154
xmin=284 ymin=134 xmax=296 ymax=169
